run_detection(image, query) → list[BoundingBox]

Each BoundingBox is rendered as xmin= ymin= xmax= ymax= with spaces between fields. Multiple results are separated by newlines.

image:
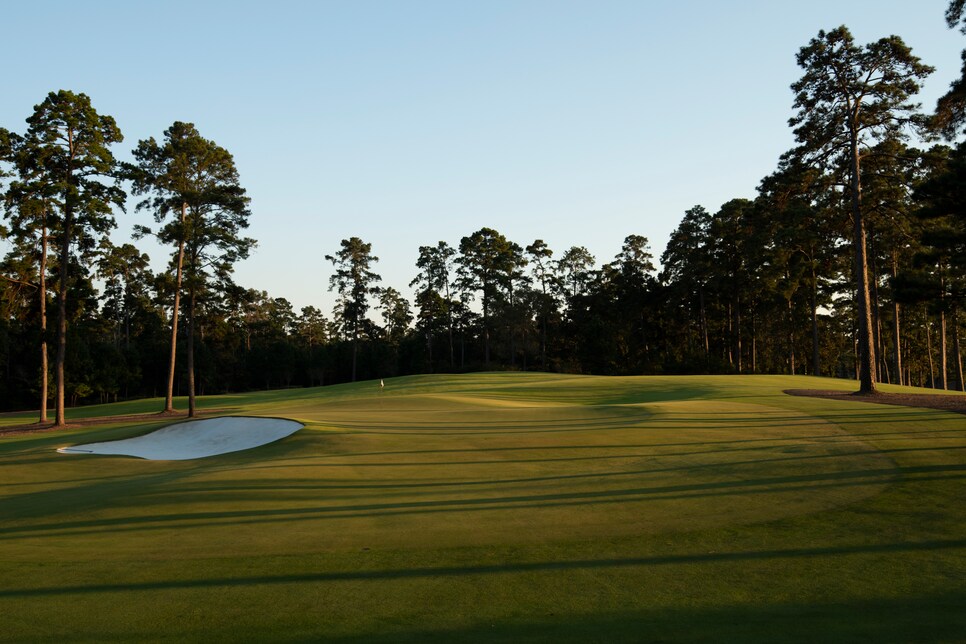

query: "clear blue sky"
xmin=2 ymin=1 xmax=963 ymax=314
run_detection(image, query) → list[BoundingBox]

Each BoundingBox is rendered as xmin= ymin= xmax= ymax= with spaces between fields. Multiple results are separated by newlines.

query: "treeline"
xmin=2 ymin=10 xmax=966 ymax=420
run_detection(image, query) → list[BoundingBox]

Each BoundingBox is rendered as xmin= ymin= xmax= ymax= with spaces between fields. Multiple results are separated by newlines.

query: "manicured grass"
xmin=1 ymin=373 xmax=964 ymax=642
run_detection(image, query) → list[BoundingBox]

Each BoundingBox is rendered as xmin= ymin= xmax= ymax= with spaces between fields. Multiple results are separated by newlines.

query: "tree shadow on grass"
xmin=321 ymin=407 xmax=964 ymax=437
xmin=4 ymin=464 xmax=964 ymax=541
xmin=241 ymin=422 xmax=965 ymax=472
xmin=322 ymin=591 xmax=966 ymax=643
xmin=1 ymin=538 xmax=964 ymax=600
xmin=247 ymin=442 xmax=962 ymax=472
xmin=140 ymin=442 xmax=963 ymax=496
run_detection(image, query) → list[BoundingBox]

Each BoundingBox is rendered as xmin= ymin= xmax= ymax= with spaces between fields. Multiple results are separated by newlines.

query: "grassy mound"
xmin=2 ymin=374 xmax=964 ymax=642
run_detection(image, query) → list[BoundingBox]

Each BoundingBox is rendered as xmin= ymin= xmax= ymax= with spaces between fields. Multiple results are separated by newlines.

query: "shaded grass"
xmin=1 ymin=373 xmax=965 ymax=642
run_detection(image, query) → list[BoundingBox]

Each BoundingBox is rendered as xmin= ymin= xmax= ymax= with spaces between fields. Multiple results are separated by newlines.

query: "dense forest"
xmin=2 ymin=10 xmax=965 ymax=422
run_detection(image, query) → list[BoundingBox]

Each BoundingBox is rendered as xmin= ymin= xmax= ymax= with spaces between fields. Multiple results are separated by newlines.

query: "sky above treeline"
xmin=2 ymin=1 xmax=963 ymax=313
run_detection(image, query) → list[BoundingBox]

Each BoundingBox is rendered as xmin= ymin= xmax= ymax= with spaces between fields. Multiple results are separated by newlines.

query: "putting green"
xmin=1 ymin=373 xmax=964 ymax=642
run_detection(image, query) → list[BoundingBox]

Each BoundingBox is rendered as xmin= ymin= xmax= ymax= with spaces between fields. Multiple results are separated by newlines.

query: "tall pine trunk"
xmin=849 ymin=134 xmax=877 ymax=394
xmin=483 ymin=298 xmax=490 ymax=365
xmin=811 ymin=267 xmax=820 ymax=376
xmin=445 ymin=283 xmax=454 ymax=369
xmin=735 ymin=296 xmax=742 ymax=373
xmin=448 ymin=320 xmax=454 ymax=369
xmin=39 ymin=218 xmax=48 ymax=424
xmin=699 ymin=285 xmax=709 ymax=361
xmin=892 ymin=300 xmax=902 ymax=386
xmin=953 ymin=306 xmax=964 ymax=392
xmin=939 ymin=307 xmax=948 ymax=391
xmin=926 ymin=304 xmax=936 ymax=388
xmin=727 ymin=302 xmax=733 ymax=368
xmin=541 ymin=307 xmax=548 ymax=370
xmin=891 ymin=254 xmax=903 ymax=386
xmin=351 ymin=318 xmax=358 ymax=382
xmin=54 ymin=206 xmax=71 ymax=427
xmin=164 ymin=202 xmax=187 ymax=413
xmin=447 ymin=309 xmax=454 ymax=369
xmin=751 ymin=312 xmax=758 ymax=374
xmin=870 ymin=231 xmax=885 ymax=382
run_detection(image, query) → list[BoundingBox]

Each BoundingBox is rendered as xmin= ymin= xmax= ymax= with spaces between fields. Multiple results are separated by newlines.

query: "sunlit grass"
xmin=1 ymin=373 xmax=964 ymax=642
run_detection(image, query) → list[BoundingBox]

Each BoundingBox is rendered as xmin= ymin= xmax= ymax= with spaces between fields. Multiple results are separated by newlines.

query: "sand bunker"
xmin=57 ymin=416 xmax=303 ymax=460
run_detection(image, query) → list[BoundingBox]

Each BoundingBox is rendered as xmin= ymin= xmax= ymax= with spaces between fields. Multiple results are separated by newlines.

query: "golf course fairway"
xmin=1 ymin=373 xmax=964 ymax=642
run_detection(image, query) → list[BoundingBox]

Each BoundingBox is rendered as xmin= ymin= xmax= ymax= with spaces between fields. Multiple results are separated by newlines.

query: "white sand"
xmin=57 ymin=416 xmax=303 ymax=461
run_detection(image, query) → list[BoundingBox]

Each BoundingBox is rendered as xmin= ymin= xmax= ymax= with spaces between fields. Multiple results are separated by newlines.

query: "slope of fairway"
xmin=1 ymin=373 xmax=964 ymax=642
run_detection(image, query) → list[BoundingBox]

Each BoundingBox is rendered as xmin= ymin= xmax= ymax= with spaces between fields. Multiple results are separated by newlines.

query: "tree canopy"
xmin=2 ymin=11 xmax=965 ymax=415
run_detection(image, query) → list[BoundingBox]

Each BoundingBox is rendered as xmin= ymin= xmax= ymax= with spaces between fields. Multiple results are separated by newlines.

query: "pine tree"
xmin=790 ymin=27 xmax=932 ymax=393
xmin=20 ymin=91 xmax=125 ymax=425
xmin=326 ymin=237 xmax=381 ymax=382
xmin=456 ymin=228 xmax=524 ymax=365
xmin=129 ymin=122 xmax=253 ymax=416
